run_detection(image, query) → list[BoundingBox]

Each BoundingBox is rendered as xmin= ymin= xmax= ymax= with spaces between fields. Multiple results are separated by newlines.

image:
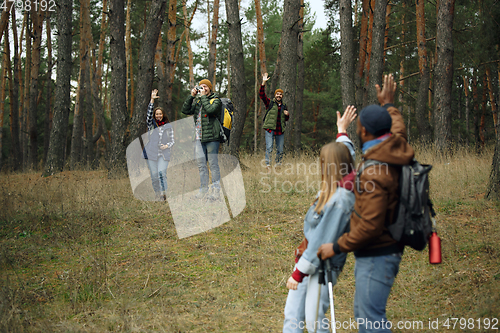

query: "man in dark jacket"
xmin=182 ymin=79 xmax=222 ymax=199
xmin=260 ymin=73 xmax=289 ymax=173
xmin=318 ymin=74 xmax=415 ymax=333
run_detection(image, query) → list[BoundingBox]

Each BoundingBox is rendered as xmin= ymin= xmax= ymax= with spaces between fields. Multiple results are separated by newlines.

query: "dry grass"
xmin=0 ymin=146 xmax=499 ymax=332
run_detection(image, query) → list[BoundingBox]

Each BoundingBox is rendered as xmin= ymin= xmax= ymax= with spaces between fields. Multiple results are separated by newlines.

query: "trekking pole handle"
xmin=324 ymin=259 xmax=334 ymax=285
xmin=318 ymin=259 xmax=326 ymax=285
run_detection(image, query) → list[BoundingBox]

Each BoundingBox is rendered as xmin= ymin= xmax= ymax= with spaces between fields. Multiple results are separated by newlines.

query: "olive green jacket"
xmin=182 ymin=93 xmax=222 ymax=143
xmin=263 ymin=100 xmax=287 ymax=131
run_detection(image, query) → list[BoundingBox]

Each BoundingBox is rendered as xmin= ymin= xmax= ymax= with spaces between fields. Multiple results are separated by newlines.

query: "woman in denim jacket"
xmin=283 ymin=106 xmax=356 ymax=333
xmin=143 ymin=89 xmax=175 ymax=201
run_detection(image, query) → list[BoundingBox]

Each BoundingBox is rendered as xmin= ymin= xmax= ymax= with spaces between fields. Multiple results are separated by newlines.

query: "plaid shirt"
xmin=146 ymin=103 xmax=175 ymax=150
xmin=259 ymin=85 xmax=289 ymax=135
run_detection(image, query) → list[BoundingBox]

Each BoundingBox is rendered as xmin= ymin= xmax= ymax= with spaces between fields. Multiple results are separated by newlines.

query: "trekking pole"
xmin=314 ymin=259 xmax=326 ymax=333
xmin=324 ymin=259 xmax=337 ymax=333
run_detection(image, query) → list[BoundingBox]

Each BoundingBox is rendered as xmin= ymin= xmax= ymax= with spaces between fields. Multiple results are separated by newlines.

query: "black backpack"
xmin=219 ymin=98 xmax=234 ymax=144
xmin=356 ymin=158 xmax=436 ymax=251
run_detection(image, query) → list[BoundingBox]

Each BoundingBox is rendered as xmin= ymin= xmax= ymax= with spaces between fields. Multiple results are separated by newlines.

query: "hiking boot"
xmin=194 ymin=188 xmax=208 ymax=199
xmin=207 ymin=188 xmax=221 ymax=201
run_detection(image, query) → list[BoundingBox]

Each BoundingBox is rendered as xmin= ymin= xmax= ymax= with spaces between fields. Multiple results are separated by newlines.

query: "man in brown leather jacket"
xmin=318 ymin=74 xmax=414 ymax=333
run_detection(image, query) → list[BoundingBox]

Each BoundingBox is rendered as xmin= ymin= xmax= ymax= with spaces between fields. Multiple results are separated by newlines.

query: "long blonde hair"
xmin=314 ymin=142 xmax=355 ymax=213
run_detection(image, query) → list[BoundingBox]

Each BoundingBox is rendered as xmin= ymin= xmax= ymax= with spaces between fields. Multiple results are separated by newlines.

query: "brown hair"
xmin=154 ymin=107 xmax=170 ymax=124
xmin=314 ymin=142 xmax=354 ymax=213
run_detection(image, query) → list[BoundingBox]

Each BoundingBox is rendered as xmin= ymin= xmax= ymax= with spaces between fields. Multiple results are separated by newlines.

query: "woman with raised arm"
xmin=143 ymin=89 xmax=175 ymax=201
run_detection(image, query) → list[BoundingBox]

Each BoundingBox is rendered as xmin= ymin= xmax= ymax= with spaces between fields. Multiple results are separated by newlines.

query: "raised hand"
xmin=336 ymin=105 xmax=357 ymax=134
xmin=375 ymin=74 xmax=397 ymax=106
xmin=262 ymin=72 xmax=270 ymax=85
xmin=150 ymin=89 xmax=159 ymax=103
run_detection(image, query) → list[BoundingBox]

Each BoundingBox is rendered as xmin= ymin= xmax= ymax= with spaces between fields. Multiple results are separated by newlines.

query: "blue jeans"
xmin=194 ymin=140 xmax=221 ymax=190
xmin=265 ymin=130 xmax=284 ymax=166
xmin=354 ymin=254 xmax=402 ymax=333
xmin=147 ymin=157 xmax=169 ymax=194
xmin=283 ymin=267 xmax=339 ymax=333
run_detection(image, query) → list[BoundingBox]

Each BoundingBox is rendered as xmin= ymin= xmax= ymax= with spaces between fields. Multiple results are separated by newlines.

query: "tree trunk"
xmin=0 ymin=1 xmax=14 ymax=46
xmin=433 ymin=0 xmax=455 ymax=152
xmin=208 ymin=0 xmax=220 ymax=86
xmin=43 ymin=17 xmax=53 ymax=165
xmin=364 ymin=0 xmax=374 ymax=100
xmin=254 ymin=36 xmax=258 ymax=153
xmin=294 ymin=0 xmax=304 ymax=154
xmin=486 ymin=138 xmax=500 ymax=200
xmin=279 ymin=0 xmax=300 ymax=153
xmin=28 ymin=7 xmax=45 ymax=169
xmin=183 ymin=0 xmax=196 ymax=87
xmin=486 ymin=66 xmax=498 ymax=135
xmin=71 ymin=0 xmax=91 ymax=169
xmin=128 ymin=0 xmax=167 ymax=143
xmin=415 ymin=0 xmax=432 ymax=143
xmin=355 ymin=0 xmax=369 ymax=108
xmin=415 ymin=68 xmax=432 ymax=144
xmin=463 ymin=76 xmax=470 ymax=145
xmin=10 ymin=9 xmax=21 ymax=170
xmin=367 ymin=0 xmax=387 ymax=104
xmin=226 ymin=0 xmax=248 ymax=157
xmin=108 ymin=0 xmax=129 ymax=173
xmin=480 ymin=73 xmax=487 ymax=146
xmin=155 ymin=34 xmax=169 ymax=117
xmin=383 ymin=4 xmax=391 ymax=62
xmin=43 ymin=0 xmax=73 ymax=176
xmin=0 ymin=34 xmax=6 ymax=170
xmin=471 ymin=72 xmax=481 ymax=149
xmin=126 ymin=0 xmax=135 ymax=119
xmin=255 ymin=0 xmax=266 ymax=151
xmin=339 ymin=0 xmax=358 ymax=146
xmin=166 ymin=0 xmax=179 ymax=121
xmin=23 ymin=12 xmax=31 ymax=169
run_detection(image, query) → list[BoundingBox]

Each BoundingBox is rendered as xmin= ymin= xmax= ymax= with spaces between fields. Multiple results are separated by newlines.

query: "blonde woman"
xmin=283 ymin=106 xmax=356 ymax=333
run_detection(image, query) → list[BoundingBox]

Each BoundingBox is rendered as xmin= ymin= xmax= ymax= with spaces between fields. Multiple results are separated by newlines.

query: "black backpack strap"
xmin=355 ymin=159 xmax=384 ymax=193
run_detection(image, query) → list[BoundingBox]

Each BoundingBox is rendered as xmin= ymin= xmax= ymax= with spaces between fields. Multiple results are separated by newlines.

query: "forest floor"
xmin=1 ymin=146 xmax=499 ymax=332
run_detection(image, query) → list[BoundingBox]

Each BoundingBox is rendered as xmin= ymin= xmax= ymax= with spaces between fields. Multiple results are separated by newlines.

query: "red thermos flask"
xmin=429 ymin=232 xmax=442 ymax=264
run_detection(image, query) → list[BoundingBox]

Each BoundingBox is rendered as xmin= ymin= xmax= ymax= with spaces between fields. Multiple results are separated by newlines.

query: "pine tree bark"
xmin=486 ymin=66 xmax=498 ymax=135
xmin=43 ymin=0 xmax=73 ymax=176
xmin=355 ymin=0 xmax=369 ymax=108
xmin=183 ymin=0 xmax=196 ymax=87
xmin=415 ymin=0 xmax=432 ymax=143
xmin=433 ymin=0 xmax=455 ymax=152
xmin=279 ymin=0 xmax=300 ymax=152
xmin=126 ymin=0 xmax=135 ymax=118
xmin=0 ymin=33 xmax=6 ymax=170
xmin=486 ymin=137 xmax=500 ymax=200
xmin=463 ymin=76 xmax=470 ymax=145
xmin=226 ymin=0 xmax=248 ymax=157
xmin=71 ymin=0 xmax=91 ymax=169
xmin=0 ymin=1 xmax=14 ymax=46
xmin=294 ymin=0 xmax=304 ymax=154
xmin=367 ymin=0 xmax=387 ymax=104
xmin=128 ymin=0 xmax=167 ymax=143
xmin=208 ymin=0 xmax=220 ymax=86
xmin=165 ymin=0 xmax=179 ymax=121
xmin=10 ymin=9 xmax=21 ymax=170
xmin=255 ymin=0 xmax=266 ymax=151
xmin=23 ymin=13 xmax=31 ymax=169
xmin=340 ymin=0 xmax=359 ymax=146
xmin=108 ymin=0 xmax=129 ymax=173
xmin=43 ymin=17 xmax=53 ymax=165
xmin=28 ymin=7 xmax=45 ymax=169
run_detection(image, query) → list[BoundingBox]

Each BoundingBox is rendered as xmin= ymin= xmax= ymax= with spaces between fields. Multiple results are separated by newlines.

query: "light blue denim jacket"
xmin=295 ymin=136 xmax=355 ymax=274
